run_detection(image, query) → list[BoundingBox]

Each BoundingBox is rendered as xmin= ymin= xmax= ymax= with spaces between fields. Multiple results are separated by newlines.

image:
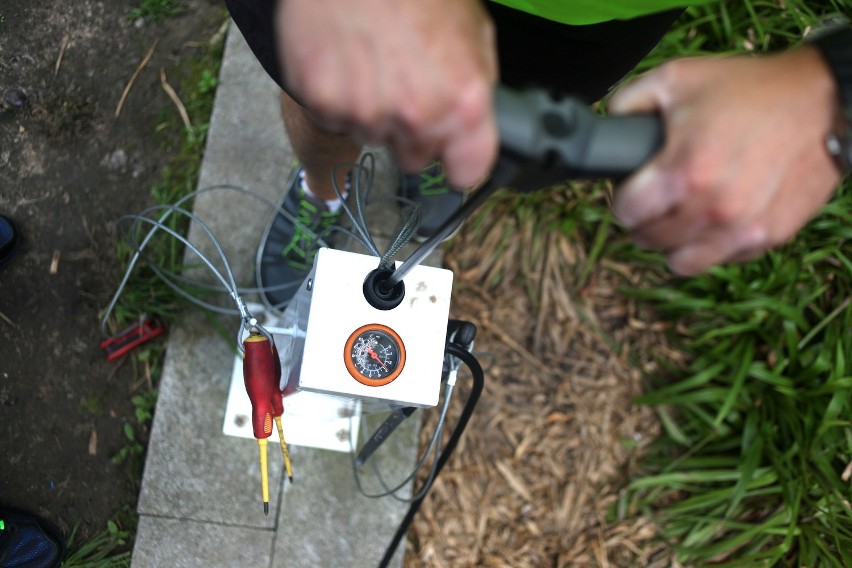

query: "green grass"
xmin=63 ymin=521 xmax=131 ymax=567
xmin=620 ymin=193 xmax=852 ymax=564
xmin=636 ymin=0 xmax=850 ymax=70
xmin=107 ymin=39 xmax=223 ymax=330
xmin=602 ymin=1 xmax=852 ymax=565
xmin=129 ymin=0 xmax=180 ymax=23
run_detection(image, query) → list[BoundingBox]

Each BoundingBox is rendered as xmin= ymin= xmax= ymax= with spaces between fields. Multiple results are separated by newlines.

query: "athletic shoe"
xmin=0 ymin=215 xmax=20 ymax=270
xmin=0 ymin=508 xmax=66 ymax=568
xmin=399 ymin=162 xmax=465 ymax=240
xmin=256 ymin=166 xmax=342 ymax=310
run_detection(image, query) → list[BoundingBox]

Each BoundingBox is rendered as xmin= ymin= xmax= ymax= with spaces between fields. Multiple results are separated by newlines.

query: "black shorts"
xmin=223 ymin=0 xmax=680 ymax=103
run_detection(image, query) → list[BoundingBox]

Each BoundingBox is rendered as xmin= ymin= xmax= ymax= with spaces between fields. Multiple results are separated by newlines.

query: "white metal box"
xmin=279 ymin=248 xmax=453 ymax=409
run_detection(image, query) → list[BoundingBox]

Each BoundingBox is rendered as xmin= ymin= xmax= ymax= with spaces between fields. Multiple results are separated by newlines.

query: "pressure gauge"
xmin=344 ymin=324 xmax=406 ymax=386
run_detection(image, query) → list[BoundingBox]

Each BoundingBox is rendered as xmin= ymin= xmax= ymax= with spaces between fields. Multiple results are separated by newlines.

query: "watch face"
xmin=344 ymin=324 xmax=406 ymax=386
xmin=827 ymin=132 xmax=852 ymax=173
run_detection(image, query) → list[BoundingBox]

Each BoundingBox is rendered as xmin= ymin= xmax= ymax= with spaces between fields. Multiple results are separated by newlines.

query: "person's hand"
xmin=609 ymin=48 xmax=844 ymax=276
xmin=276 ymin=0 xmax=498 ymax=189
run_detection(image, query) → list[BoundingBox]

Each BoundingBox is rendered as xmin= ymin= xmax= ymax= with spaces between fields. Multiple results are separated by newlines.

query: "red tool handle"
xmin=243 ymin=333 xmax=284 ymax=439
xmin=99 ymin=317 xmax=165 ymax=361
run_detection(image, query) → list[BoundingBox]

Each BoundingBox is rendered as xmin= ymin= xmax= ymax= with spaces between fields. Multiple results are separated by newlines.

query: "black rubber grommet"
xmin=363 ymin=267 xmax=405 ymax=311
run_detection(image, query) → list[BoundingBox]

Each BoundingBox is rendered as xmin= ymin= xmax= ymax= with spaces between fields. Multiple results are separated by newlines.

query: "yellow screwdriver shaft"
xmin=274 ymin=416 xmax=294 ymax=484
xmin=258 ymin=438 xmax=269 ymax=515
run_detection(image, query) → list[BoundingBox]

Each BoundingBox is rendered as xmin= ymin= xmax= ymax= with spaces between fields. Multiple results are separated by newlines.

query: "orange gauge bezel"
xmin=344 ymin=324 xmax=406 ymax=387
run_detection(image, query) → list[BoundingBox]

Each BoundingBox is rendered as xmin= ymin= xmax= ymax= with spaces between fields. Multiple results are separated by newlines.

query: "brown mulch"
xmin=405 ymin=188 xmax=685 ymax=567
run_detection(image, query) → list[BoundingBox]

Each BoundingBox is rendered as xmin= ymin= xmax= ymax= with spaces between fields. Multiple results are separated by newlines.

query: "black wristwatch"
xmin=808 ymin=19 xmax=852 ymax=175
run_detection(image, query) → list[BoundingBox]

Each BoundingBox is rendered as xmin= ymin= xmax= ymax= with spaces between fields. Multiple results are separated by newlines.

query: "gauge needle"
xmin=366 ymin=347 xmax=388 ymax=371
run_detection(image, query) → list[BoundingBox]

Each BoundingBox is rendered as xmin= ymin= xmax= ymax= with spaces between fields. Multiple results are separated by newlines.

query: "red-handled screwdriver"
xmin=243 ymin=332 xmax=293 ymax=515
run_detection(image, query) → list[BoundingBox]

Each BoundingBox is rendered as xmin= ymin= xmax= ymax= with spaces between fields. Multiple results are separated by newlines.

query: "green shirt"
xmin=490 ymin=0 xmax=712 ymax=25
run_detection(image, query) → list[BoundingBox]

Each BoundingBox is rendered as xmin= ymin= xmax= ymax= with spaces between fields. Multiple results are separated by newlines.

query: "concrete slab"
xmin=133 ymin=516 xmax=273 ymax=568
xmin=270 ymin=416 xmax=418 ymax=567
xmin=134 ymin=22 xmax=441 ymax=567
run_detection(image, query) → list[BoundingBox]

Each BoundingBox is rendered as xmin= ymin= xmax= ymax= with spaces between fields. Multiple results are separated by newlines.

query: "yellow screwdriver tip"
xmin=263 ymin=502 xmax=269 ymax=516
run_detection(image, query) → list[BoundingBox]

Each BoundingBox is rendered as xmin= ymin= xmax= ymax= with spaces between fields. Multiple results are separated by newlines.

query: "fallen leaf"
xmin=50 ymin=250 xmax=61 ymax=274
xmin=88 ymin=428 xmax=97 ymax=456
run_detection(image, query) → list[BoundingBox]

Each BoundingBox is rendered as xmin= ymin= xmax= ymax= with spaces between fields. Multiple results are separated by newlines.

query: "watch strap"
xmin=811 ymin=25 xmax=852 ymax=110
xmin=809 ymin=22 xmax=852 ymax=173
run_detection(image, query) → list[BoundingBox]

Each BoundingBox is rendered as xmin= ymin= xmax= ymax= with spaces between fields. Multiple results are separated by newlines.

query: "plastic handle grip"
xmin=494 ymin=86 xmax=663 ymax=188
xmin=390 ymin=87 xmax=663 ymax=286
xmin=243 ymin=334 xmax=283 ymax=439
xmin=581 ymin=113 xmax=663 ymax=177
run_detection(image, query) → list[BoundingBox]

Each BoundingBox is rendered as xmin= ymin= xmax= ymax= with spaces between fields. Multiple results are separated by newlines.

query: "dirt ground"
xmin=0 ymin=0 xmax=224 ymax=542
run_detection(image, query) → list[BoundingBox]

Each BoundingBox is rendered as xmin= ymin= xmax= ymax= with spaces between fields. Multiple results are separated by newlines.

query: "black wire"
xmin=378 ymin=342 xmax=484 ymax=568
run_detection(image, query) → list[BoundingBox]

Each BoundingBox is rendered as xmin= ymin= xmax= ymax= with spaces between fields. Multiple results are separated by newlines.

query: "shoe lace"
xmin=282 ymin=196 xmax=339 ymax=270
xmin=416 ymin=162 xmax=448 ymax=196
